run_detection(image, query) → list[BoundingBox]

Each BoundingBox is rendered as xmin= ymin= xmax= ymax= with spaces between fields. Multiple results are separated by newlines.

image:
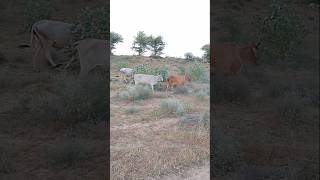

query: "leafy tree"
xmin=131 ymin=31 xmax=149 ymax=55
xmin=147 ymin=35 xmax=165 ymax=56
xmin=201 ymin=44 xmax=210 ymax=61
xmin=110 ymin=32 xmax=123 ymax=54
xmin=184 ymin=52 xmax=194 ymax=61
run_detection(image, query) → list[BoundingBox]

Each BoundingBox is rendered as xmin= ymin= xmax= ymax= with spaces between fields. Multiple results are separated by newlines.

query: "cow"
xmin=19 ymin=20 xmax=76 ymax=72
xmin=119 ymin=68 xmax=135 ymax=83
xmin=133 ymin=74 xmax=163 ymax=94
xmin=65 ymin=38 xmax=109 ymax=78
xmin=166 ymin=74 xmax=191 ymax=92
xmin=211 ymin=42 xmax=258 ymax=75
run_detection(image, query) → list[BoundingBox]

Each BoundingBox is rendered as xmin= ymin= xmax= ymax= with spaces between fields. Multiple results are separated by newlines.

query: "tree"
xmin=147 ymin=35 xmax=165 ymax=57
xmin=110 ymin=32 xmax=123 ymax=54
xmin=201 ymin=44 xmax=210 ymax=61
xmin=184 ymin=52 xmax=194 ymax=61
xmin=131 ymin=31 xmax=149 ymax=56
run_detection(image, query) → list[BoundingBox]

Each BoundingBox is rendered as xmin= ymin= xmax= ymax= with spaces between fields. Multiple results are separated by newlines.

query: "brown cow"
xmin=211 ymin=42 xmax=258 ymax=75
xmin=166 ymin=74 xmax=191 ymax=92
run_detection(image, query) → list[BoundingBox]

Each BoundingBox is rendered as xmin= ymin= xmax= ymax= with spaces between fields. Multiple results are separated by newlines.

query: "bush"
xmin=159 ymin=98 xmax=184 ymax=116
xmin=173 ymin=85 xmax=189 ymax=94
xmin=195 ymin=90 xmax=209 ymax=101
xmin=115 ymin=61 xmax=128 ymax=70
xmin=119 ymin=85 xmax=152 ymax=101
xmin=32 ymin=74 xmax=107 ymax=125
xmin=256 ymin=1 xmax=306 ymax=61
xmin=45 ymin=140 xmax=89 ymax=167
xmin=179 ymin=111 xmax=209 ymax=128
xmin=215 ymin=16 xmax=249 ymax=44
xmin=125 ymin=106 xmax=138 ymax=114
xmin=78 ymin=6 xmax=109 ymax=40
xmin=155 ymin=66 xmax=169 ymax=82
xmin=188 ymin=62 xmax=208 ymax=82
xmin=212 ymin=75 xmax=250 ymax=103
xmin=178 ymin=66 xmax=186 ymax=75
xmin=133 ymin=64 xmax=156 ymax=75
xmin=24 ymin=0 xmax=53 ymax=31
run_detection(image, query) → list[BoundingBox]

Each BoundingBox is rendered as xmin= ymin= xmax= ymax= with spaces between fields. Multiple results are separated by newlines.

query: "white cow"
xmin=134 ymin=74 xmax=163 ymax=94
xmin=19 ymin=20 xmax=76 ymax=71
xmin=66 ymin=38 xmax=109 ymax=77
xmin=119 ymin=68 xmax=135 ymax=83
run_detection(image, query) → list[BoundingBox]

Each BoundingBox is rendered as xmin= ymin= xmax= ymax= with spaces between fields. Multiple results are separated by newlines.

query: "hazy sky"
xmin=110 ymin=0 xmax=209 ymax=58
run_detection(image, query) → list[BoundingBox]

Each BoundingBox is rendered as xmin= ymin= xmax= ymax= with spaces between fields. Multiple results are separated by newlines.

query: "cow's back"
xmin=33 ymin=20 xmax=74 ymax=45
xmin=77 ymin=38 xmax=109 ymax=75
xmin=212 ymin=43 xmax=242 ymax=74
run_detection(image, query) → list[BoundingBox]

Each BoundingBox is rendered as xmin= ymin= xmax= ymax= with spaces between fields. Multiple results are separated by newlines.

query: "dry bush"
xmin=159 ymin=98 xmax=185 ymax=116
xmin=31 ymin=73 xmax=107 ymax=126
xmin=119 ymin=85 xmax=152 ymax=101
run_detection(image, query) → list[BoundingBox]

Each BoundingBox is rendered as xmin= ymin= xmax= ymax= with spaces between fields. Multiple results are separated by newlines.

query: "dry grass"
xmin=110 ymin=56 xmax=210 ymax=179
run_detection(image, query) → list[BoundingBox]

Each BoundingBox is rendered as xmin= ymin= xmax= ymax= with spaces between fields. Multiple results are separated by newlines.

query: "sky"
xmin=110 ymin=0 xmax=209 ymax=58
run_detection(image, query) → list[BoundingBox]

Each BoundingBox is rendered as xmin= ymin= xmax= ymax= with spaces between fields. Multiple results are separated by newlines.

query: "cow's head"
xmin=185 ymin=74 xmax=191 ymax=82
xmin=242 ymin=42 xmax=259 ymax=65
xmin=157 ymin=75 xmax=163 ymax=82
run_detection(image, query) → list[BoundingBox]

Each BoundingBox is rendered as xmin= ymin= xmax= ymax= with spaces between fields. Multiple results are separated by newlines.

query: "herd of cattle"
xmin=17 ymin=19 xmax=259 ymax=79
xmin=119 ymin=67 xmax=191 ymax=94
xmin=18 ymin=19 xmax=109 ymax=77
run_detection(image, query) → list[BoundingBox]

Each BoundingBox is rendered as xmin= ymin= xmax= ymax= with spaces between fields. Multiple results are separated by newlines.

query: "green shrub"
xmin=24 ymin=0 xmax=53 ymax=31
xmin=178 ymin=66 xmax=186 ymax=75
xmin=119 ymin=85 xmax=152 ymax=101
xmin=188 ymin=62 xmax=207 ymax=82
xmin=256 ymin=1 xmax=306 ymax=61
xmin=71 ymin=6 xmax=109 ymax=43
xmin=115 ymin=61 xmax=129 ymax=69
xmin=133 ymin=64 xmax=156 ymax=75
xmin=159 ymin=98 xmax=184 ymax=116
xmin=156 ymin=66 xmax=169 ymax=82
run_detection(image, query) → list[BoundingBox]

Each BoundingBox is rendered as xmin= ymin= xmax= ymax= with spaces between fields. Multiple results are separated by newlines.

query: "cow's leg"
xmin=151 ymin=85 xmax=154 ymax=94
xmin=32 ymin=46 xmax=41 ymax=72
xmin=65 ymin=55 xmax=77 ymax=69
xmin=43 ymin=46 xmax=57 ymax=67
